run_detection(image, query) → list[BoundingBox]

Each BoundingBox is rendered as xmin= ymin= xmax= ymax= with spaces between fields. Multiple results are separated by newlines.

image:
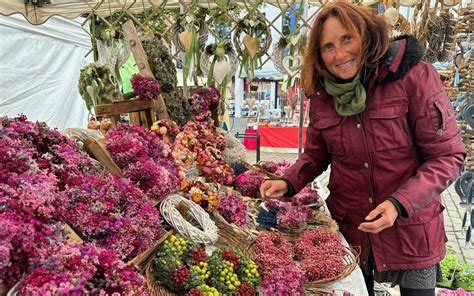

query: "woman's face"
xmin=320 ymin=16 xmax=362 ymax=80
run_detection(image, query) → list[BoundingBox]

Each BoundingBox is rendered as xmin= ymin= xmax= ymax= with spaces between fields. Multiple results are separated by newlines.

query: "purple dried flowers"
xmin=20 ymin=244 xmax=150 ymax=295
xmin=216 ymin=191 xmax=249 ymax=227
xmin=130 ymin=73 xmax=161 ymax=100
xmin=234 ymin=170 xmax=266 ymax=197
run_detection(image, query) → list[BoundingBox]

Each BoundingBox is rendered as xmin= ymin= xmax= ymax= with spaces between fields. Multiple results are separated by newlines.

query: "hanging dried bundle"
xmin=143 ymin=38 xmax=194 ymax=126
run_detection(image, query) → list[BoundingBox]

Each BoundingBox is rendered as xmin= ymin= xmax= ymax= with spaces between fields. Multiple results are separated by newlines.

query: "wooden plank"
xmin=83 ymin=137 xmax=123 ymax=177
xmin=95 ymin=99 xmax=155 ymax=115
xmin=121 ymin=20 xmax=170 ymax=120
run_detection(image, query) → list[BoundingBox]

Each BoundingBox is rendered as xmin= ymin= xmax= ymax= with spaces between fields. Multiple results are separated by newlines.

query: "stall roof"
xmin=0 ymin=0 xmax=322 ymax=25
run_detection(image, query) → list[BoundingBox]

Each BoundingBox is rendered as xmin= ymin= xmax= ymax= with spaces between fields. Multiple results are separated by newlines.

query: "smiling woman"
xmin=259 ymin=2 xmax=466 ymax=296
xmin=319 ymin=17 xmax=361 ymax=80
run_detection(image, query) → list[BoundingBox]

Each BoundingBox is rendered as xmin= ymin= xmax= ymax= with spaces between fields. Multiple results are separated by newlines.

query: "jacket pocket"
xmin=396 ymin=201 xmax=446 ymax=257
xmin=314 ymin=115 xmax=345 ymax=156
xmin=369 ymin=104 xmax=411 ymax=151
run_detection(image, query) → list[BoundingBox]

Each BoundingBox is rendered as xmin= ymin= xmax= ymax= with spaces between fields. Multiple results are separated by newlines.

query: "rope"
xmin=160 ymin=194 xmax=218 ymax=245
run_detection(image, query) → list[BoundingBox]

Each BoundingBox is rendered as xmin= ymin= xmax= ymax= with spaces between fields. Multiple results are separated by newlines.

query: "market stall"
xmin=1 ymin=0 xmax=473 ymax=295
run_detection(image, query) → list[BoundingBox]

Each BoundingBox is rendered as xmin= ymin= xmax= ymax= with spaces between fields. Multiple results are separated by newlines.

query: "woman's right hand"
xmin=259 ymin=179 xmax=288 ymax=200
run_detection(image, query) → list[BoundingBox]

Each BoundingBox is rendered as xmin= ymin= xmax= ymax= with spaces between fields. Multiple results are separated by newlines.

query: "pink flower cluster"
xmin=234 ymin=170 xmax=266 ymax=197
xmin=106 ymin=123 xmax=180 ymax=201
xmin=190 ymin=87 xmax=220 ymax=121
xmin=20 ymin=244 xmax=150 ymax=295
xmin=260 ymin=266 xmax=305 ymax=296
xmin=254 ymin=232 xmax=303 ymax=294
xmin=254 ymin=228 xmax=347 ymax=288
xmin=0 ymin=211 xmax=66 ymax=287
xmin=265 ymin=200 xmax=313 ymax=232
xmin=130 ymin=73 xmax=161 ymax=100
xmin=282 ymin=187 xmax=320 ymax=207
xmin=216 ymin=191 xmax=249 ymax=227
xmin=260 ymin=160 xmax=293 ymax=177
xmin=0 ymin=115 xmax=96 ymax=190
xmin=60 ymin=173 xmax=164 ymax=261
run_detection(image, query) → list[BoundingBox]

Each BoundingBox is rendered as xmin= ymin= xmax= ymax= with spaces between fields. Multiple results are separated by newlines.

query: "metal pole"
xmin=256 ymin=133 xmax=261 ymax=162
xmin=297 ymin=90 xmax=305 ymax=156
xmin=297 ymin=0 xmax=309 ymax=157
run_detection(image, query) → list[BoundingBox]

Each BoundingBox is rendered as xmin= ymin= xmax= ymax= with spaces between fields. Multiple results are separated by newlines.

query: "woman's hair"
xmin=301 ymin=2 xmax=391 ymax=95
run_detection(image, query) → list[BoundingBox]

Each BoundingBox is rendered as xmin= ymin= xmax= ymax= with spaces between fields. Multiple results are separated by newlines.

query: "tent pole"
xmin=297 ymin=87 xmax=305 ymax=156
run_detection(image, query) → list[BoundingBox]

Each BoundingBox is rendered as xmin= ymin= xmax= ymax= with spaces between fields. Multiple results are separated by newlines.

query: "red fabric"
xmin=283 ymin=60 xmax=466 ymax=272
xmin=243 ymin=127 xmax=307 ymax=150
xmin=243 ymin=128 xmax=258 ymax=150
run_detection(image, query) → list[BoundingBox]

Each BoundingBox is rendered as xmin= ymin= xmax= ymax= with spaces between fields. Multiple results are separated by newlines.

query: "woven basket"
xmin=246 ymin=228 xmax=359 ymax=291
xmin=0 ymin=286 xmax=10 ymax=296
xmin=303 ymin=245 xmax=359 ymax=290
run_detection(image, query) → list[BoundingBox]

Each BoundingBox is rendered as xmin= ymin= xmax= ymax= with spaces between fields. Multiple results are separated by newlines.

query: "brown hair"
xmin=301 ymin=1 xmax=391 ymax=95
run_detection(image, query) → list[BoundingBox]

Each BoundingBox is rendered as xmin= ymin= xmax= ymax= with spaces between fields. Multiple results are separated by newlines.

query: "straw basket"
xmin=246 ymin=228 xmax=359 ymax=291
xmin=303 ymin=245 xmax=359 ymax=291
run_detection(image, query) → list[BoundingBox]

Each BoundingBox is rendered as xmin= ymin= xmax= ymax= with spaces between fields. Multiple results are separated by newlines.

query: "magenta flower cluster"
xmin=255 ymin=228 xmax=347 ymax=288
xmin=254 ymin=232 xmax=304 ymax=295
xmin=0 ymin=116 xmax=164 ymax=290
xmin=106 ymin=123 xmax=180 ymax=201
xmin=0 ymin=211 xmax=66 ymax=287
xmin=216 ymin=191 xmax=249 ymax=227
xmin=20 ymin=244 xmax=150 ymax=295
xmin=260 ymin=160 xmax=293 ymax=177
xmin=60 ymin=172 xmax=164 ymax=261
xmin=190 ymin=86 xmax=220 ymax=121
xmin=282 ymin=187 xmax=320 ymax=207
xmin=234 ymin=170 xmax=267 ymax=198
xmin=0 ymin=115 xmax=96 ymax=190
xmin=130 ymin=73 xmax=161 ymax=100
xmin=265 ymin=200 xmax=313 ymax=232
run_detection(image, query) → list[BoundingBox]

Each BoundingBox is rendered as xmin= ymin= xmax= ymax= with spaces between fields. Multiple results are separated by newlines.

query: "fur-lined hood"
xmin=381 ymin=35 xmax=425 ymax=82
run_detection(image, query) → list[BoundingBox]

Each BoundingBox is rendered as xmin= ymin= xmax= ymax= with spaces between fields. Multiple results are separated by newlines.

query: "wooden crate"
xmin=83 ymin=137 xmax=123 ymax=177
xmin=94 ymin=99 xmax=156 ymax=129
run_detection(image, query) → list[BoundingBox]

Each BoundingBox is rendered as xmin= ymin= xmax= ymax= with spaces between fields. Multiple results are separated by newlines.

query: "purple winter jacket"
xmin=283 ymin=36 xmax=466 ymax=272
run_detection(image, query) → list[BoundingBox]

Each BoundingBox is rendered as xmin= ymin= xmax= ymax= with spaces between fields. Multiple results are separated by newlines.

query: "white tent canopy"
xmin=0 ymin=14 xmax=92 ymax=129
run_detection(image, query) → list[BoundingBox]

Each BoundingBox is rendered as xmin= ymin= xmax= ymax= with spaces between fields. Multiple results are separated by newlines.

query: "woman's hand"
xmin=259 ymin=179 xmax=288 ymax=200
xmin=358 ymin=200 xmax=399 ymax=234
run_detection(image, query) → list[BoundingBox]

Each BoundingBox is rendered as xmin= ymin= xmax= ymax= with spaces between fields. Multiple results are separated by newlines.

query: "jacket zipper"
xmin=356 ymin=114 xmax=377 ymax=268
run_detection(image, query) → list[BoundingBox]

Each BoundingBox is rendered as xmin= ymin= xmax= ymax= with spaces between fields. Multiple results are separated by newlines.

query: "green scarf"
xmin=324 ymin=73 xmax=367 ymax=116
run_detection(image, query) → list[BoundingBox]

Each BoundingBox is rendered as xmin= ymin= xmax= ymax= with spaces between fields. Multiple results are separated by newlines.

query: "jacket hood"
xmin=382 ymin=35 xmax=425 ymax=81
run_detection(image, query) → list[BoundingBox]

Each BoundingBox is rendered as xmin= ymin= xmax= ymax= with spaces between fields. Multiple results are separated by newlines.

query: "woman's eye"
xmin=343 ymin=36 xmax=352 ymax=44
xmin=324 ymin=44 xmax=334 ymax=52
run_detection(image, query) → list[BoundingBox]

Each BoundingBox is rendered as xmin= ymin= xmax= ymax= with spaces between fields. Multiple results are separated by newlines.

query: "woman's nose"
xmin=333 ymin=46 xmax=345 ymax=60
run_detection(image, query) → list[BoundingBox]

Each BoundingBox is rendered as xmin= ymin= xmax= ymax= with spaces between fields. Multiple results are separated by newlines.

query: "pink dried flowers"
xmin=130 ymin=73 xmax=160 ymax=100
xmin=60 ymin=172 xmax=164 ymax=261
xmin=254 ymin=228 xmax=348 ymax=289
xmin=20 ymin=244 xmax=150 ymax=295
xmin=216 ymin=191 xmax=249 ymax=227
xmin=106 ymin=123 xmax=179 ymax=200
xmin=190 ymin=86 xmax=220 ymax=121
xmin=234 ymin=170 xmax=266 ymax=197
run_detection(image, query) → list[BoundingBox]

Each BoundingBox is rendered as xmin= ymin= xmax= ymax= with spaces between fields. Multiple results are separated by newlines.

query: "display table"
xmin=243 ymin=126 xmax=307 ymax=153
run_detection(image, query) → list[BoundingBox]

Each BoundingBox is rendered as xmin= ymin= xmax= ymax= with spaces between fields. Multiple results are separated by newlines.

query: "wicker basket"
xmin=247 ymin=228 xmax=359 ymax=291
xmin=303 ymin=245 xmax=359 ymax=291
xmin=128 ymin=231 xmax=173 ymax=271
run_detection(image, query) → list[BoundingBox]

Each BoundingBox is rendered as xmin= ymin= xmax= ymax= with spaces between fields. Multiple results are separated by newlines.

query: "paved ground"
xmin=246 ymin=150 xmax=474 ymax=295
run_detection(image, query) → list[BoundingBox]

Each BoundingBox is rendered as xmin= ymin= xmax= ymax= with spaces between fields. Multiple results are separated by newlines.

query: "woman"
xmin=259 ymin=2 xmax=466 ymax=295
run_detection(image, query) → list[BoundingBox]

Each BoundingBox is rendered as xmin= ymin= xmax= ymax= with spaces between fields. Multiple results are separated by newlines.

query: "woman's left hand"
xmin=358 ymin=200 xmax=399 ymax=234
